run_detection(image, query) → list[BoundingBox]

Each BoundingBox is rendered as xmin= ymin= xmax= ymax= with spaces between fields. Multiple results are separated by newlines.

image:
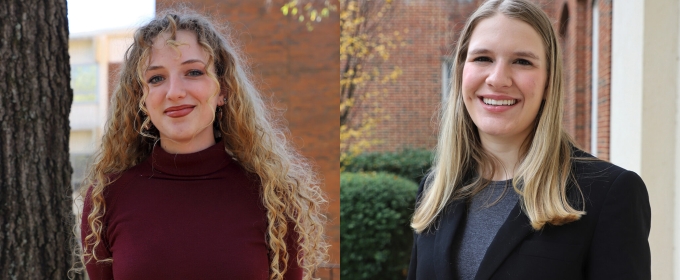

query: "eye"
xmin=187 ymin=69 xmax=205 ymax=77
xmin=514 ymin=59 xmax=533 ymax=66
xmin=148 ymin=75 xmax=164 ymax=84
xmin=471 ymin=56 xmax=492 ymax=63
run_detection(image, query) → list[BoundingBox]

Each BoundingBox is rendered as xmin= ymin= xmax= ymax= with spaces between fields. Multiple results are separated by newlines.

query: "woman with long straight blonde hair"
xmin=407 ymin=0 xmax=650 ymax=279
xmin=75 ymin=9 xmax=327 ymax=280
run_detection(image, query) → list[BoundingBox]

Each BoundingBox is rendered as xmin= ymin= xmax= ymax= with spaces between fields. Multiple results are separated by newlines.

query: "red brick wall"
xmin=155 ymin=0 xmax=341 ymax=270
xmin=352 ymin=0 xmax=462 ymax=152
xmin=548 ymin=0 xmax=592 ymax=152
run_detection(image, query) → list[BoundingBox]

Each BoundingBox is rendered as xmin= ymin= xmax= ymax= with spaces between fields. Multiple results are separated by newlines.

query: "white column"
xmin=95 ymin=34 xmax=109 ymax=146
xmin=611 ymin=1 xmax=643 ymax=173
xmin=612 ymin=0 xmax=679 ymax=279
xmin=590 ymin=0 xmax=598 ymax=156
xmin=675 ymin=2 xmax=680 ymax=279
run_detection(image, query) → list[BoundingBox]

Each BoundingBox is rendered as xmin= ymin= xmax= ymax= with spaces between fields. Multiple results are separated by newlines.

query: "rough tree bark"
xmin=0 ymin=0 xmax=74 ymax=278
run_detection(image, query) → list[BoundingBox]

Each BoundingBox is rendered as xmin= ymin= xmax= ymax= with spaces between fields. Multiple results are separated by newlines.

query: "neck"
xmin=159 ymin=136 xmax=217 ymax=154
xmin=479 ymin=132 xmax=528 ymax=181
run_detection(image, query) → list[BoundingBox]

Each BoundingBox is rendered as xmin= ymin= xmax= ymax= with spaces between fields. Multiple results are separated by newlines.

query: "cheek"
xmin=198 ymin=80 xmax=219 ymax=103
xmin=144 ymin=95 xmax=156 ymax=111
xmin=144 ymin=89 xmax=163 ymax=114
xmin=461 ymin=65 xmax=482 ymax=99
xmin=517 ymin=72 xmax=547 ymax=99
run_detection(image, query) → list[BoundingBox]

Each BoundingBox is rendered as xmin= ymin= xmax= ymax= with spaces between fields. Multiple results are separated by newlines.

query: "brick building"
xmin=355 ymin=0 xmax=680 ymax=277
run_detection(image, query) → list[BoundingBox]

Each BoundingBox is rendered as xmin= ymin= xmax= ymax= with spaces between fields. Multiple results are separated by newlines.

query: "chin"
xmin=475 ymin=122 xmax=509 ymax=134
xmin=160 ymin=135 xmax=191 ymax=144
xmin=479 ymin=130 xmax=510 ymax=137
xmin=159 ymin=129 xmax=196 ymax=141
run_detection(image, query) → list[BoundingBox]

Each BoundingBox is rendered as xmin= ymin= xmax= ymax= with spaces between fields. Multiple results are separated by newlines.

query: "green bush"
xmin=343 ymin=148 xmax=433 ymax=183
xmin=341 ymin=172 xmax=418 ymax=280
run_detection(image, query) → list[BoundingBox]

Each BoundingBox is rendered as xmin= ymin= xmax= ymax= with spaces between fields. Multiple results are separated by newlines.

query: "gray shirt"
xmin=454 ymin=180 xmax=520 ymax=280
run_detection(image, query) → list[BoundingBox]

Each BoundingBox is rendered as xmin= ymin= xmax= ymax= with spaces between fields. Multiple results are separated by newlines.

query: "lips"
xmin=164 ymin=105 xmax=195 ymax=118
xmin=478 ymin=95 xmax=519 ymax=113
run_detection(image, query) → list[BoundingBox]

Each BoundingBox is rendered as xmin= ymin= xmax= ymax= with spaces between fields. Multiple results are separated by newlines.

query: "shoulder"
xmin=569 ymin=149 xmax=645 ymax=191
xmin=100 ymin=167 xmax=143 ymax=198
xmin=569 ymin=149 xmax=649 ymax=219
xmin=571 ymin=149 xmax=624 ymax=177
xmin=81 ymin=160 xmax=152 ymax=210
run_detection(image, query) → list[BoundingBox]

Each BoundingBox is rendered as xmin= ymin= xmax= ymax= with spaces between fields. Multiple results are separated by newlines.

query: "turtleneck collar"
xmin=148 ymin=140 xmax=231 ymax=177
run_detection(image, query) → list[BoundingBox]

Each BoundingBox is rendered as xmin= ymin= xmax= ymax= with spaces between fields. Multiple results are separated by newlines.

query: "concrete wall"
xmin=611 ymin=0 xmax=679 ymax=278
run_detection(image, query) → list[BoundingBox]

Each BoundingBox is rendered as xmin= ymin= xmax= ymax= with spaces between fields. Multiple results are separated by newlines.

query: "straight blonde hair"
xmin=411 ymin=0 xmax=585 ymax=232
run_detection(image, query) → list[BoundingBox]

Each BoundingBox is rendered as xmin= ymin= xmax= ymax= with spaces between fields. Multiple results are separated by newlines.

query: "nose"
xmin=486 ymin=62 xmax=512 ymax=88
xmin=166 ymin=75 xmax=186 ymax=100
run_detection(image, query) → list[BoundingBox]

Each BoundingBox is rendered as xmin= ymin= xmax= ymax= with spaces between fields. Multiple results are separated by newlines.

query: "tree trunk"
xmin=0 ymin=0 xmax=74 ymax=278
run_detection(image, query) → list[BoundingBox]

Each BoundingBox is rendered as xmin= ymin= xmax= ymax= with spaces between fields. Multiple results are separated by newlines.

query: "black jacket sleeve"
xmin=586 ymin=170 xmax=651 ymax=279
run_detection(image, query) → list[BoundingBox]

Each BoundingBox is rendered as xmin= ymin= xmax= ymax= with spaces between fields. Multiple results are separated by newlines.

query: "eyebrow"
xmin=514 ymin=51 xmax=540 ymax=60
xmin=468 ymin=48 xmax=491 ymax=56
xmin=468 ymin=48 xmax=540 ymax=60
xmin=146 ymin=59 xmax=207 ymax=72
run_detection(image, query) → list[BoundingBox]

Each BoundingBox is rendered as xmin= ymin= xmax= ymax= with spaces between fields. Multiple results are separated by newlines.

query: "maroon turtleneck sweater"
xmin=81 ymin=141 xmax=302 ymax=280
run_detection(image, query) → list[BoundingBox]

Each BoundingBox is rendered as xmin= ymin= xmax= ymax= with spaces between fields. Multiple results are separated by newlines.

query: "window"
xmin=71 ymin=64 xmax=98 ymax=103
xmin=441 ymin=58 xmax=453 ymax=103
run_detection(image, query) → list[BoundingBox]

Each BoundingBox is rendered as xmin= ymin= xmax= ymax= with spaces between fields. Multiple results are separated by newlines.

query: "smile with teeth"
xmin=482 ymin=97 xmax=518 ymax=106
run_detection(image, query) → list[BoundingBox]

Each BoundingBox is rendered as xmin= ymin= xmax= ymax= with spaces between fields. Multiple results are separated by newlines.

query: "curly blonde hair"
xmin=74 ymin=9 xmax=328 ymax=280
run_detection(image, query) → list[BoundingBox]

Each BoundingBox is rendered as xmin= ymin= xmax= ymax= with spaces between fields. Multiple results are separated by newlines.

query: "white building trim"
xmin=612 ymin=0 xmax=679 ymax=278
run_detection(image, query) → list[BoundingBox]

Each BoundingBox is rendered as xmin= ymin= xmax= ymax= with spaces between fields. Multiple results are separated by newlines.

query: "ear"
xmin=217 ymin=88 xmax=229 ymax=106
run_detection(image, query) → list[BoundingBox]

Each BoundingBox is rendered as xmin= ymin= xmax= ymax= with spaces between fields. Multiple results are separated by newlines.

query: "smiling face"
xmin=144 ymin=30 xmax=224 ymax=154
xmin=462 ymin=13 xmax=547 ymax=144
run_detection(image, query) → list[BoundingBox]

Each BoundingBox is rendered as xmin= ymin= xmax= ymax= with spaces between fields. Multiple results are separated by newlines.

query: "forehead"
xmin=147 ymin=30 xmax=207 ymax=65
xmin=468 ymin=14 xmax=545 ymax=59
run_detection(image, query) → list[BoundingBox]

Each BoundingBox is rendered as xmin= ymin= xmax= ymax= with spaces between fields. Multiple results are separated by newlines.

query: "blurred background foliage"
xmin=339 ymin=147 xmax=431 ymax=279
xmin=339 ymin=0 xmax=405 ymax=165
xmin=280 ymin=0 xmax=336 ymax=30
xmin=340 ymin=172 xmax=417 ymax=280
xmin=342 ymin=148 xmax=433 ymax=184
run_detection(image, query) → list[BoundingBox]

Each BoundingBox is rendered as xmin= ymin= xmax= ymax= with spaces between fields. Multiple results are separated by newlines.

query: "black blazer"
xmin=407 ymin=151 xmax=651 ymax=280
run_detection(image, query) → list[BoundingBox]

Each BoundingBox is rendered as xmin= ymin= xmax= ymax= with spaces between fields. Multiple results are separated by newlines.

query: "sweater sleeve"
xmin=283 ymin=221 xmax=303 ymax=280
xmin=81 ymin=187 xmax=114 ymax=280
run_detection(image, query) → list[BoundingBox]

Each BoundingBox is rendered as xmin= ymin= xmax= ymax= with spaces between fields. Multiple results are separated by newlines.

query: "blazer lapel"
xmin=474 ymin=202 xmax=533 ymax=280
xmin=433 ymin=200 xmax=466 ymax=280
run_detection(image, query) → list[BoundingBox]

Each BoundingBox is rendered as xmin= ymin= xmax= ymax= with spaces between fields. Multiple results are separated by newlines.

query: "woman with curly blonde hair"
xmin=408 ymin=0 xmax=650 ymax=279
xmin=76 ymin=9 xmax=327 ymax=280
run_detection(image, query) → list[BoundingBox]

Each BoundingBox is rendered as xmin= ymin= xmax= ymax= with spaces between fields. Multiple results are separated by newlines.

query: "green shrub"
xmin=341 ymin=172 xmax=418 ymax=280
xmin=343 ymin=148 xmax=433 ymax=183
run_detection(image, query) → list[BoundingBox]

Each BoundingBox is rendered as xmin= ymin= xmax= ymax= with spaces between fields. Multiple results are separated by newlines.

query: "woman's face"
xmin=143 ymin=30 xmax=224 ymax=154
xmin=462 ymin=14 xmax=547 ymax=144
